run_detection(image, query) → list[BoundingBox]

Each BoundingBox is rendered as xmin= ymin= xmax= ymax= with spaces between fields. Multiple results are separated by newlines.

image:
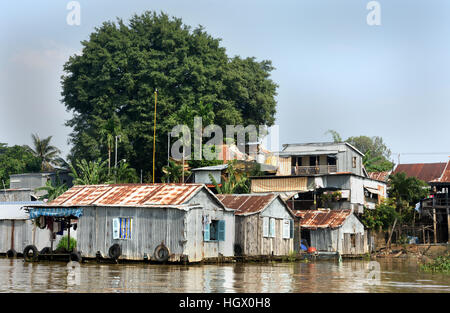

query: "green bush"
xmin=56 ymin=235 xmax=77 ymax=252
xmin=420 ymin=254 xmax=450 ymax=273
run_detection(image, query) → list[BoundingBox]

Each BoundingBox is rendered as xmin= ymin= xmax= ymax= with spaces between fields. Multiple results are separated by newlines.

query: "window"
xmin=113 ymin=217 xmax=132 ymax=240
xmin=283 ymin=220 xmax=294 ymax=239
xmin=204 ymin=219 xmax=225 ymax=241
xmin=352 ymin=157 xmax=357 ymax=168
xmin=263 ymin=217 xmax=269 ymax=237
xmin=269 ymin=218 xmax=275 ymax=238
xmin=282 ymin=220 xmax=290 ymax=239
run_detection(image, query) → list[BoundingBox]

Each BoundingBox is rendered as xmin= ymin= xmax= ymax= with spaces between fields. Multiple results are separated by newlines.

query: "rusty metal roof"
xmin=440 ymin=161 xmax=450 ymax=183
xmin=393 ymin=163 xmax=446 ymax=183
xmin=216 ymin=193 xmax=279 ymax=215
xmin=47 ymin=183 xmax=206 ymax=208
xmin=431 ymin=160 xmax=450 ymax=183
xmin=294 ymin=209 xmax=352 ymax=229
xmin=368 ymin=171 xmax=391 ymax=182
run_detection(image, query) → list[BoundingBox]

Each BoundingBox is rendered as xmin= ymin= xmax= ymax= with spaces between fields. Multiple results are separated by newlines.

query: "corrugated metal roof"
xmin=368 ymin=171 xmax=391 ymax=182
xmin=294 ymin=209 xmax=351 ymax=229
xmin=431 ymin=160 xmax=450 ymax=183
xmin=440 ymin=161 xmax=450 ymax=183
xmin=393 ymin=163 xmax=446 ymax=182
xmin=216 ymin=193 xmax=278 ymax=215
xmin=45 ymin=183 xmax=206 ymax=207
xmin=191 ymin=164 xmax=228 ymax=171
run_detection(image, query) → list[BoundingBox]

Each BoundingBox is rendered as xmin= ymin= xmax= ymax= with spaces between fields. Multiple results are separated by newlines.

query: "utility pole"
xmin=115 ymin=135 xmax=121 ymax=168
xmin=153 ymin=89 xmax=158 ymax=183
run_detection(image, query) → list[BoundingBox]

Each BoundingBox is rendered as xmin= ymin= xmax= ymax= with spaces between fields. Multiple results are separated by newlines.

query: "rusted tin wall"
xmin=77 ymin=206 xmax=186 ymax=261
xmin=234 ymin=198 xmax=294 ymax=256
xmin=186 ymin=188 xmax=235 ymax=261
xmin=309 ymin=213 xmax=366 ymax=254
xmin=0 ymin=220 xmax=49 ymax=253
xmin=77 ymin=188 xmax=234 ymax=262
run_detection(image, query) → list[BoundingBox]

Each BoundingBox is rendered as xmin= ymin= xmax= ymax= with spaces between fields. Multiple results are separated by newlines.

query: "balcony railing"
xmin=292 ymin=165 xmax=337 ymax=175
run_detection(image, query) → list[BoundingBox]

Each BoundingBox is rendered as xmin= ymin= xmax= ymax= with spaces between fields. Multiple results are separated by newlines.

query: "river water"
xmin=0 ymin=258 xmax=449 ymax=293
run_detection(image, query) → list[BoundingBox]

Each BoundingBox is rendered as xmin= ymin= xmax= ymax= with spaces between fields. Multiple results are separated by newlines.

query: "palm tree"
xmin=162 ymin=159 xmax=184 ymax=183
xmin=30 ymin=134 xmax=62 ymax=171
xmin=35 ymin=179 xmax=68 ymax=202
xmin=97 ymin=115 xmax=121 ymax=175
xmin=209 ymin=161 xmax=249 ymax=194
xmin=69 ymin=158 xmax=111 ymax=185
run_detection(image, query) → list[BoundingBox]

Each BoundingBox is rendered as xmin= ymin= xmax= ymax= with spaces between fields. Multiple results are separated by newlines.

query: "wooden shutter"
xmin=204 ymin=222 xmax=210 ymax=241
xmin=263 ymin=217 xmax=269 ymax=237
xmin=289 ymin=220 xmax=294 ymax=239
xmin=112 ymin=218 xmax=120 ymax=240
xmin=218 ymin=220 xmax=226 ymax=241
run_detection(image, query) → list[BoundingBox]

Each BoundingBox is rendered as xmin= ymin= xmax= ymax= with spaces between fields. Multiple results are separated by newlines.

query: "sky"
xmin=0 ymin=0 xmax=449 ymax=165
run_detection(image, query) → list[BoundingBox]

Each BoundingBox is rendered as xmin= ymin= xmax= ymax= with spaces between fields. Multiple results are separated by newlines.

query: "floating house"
xmin=294 ymin=209 xmax=368 ymax=255
xmin=217 ymin=193 xmax=295 ymax=257
xmin=26 ymin=184 xmax=235 ymax=262
xmin=0 ymin=202 xmax=49 ymax=256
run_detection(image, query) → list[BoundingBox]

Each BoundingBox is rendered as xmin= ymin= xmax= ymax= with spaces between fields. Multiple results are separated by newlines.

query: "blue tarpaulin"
xmin=28 ymin=207 xmax=83 ymax=219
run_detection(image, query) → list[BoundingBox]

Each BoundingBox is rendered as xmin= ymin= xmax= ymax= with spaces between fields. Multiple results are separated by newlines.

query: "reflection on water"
xmin=0 ymin=258 xmax=449 ymax=293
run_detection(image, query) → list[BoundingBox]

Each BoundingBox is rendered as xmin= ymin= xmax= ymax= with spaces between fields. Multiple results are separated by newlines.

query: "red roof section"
xmin=48 ymin=183 xmax=205 ymax=207
xmin=368 ymin=171 xmax=390 ymax=182
xmin=440 ymin=161 xmax=450 ymax=183
xmin=393 ymin=163 xmax=446 ymax=183
xmin=294 ymin=209 xmax=351 ymax=229
xmin=431 ymin=160 xmax=450 ymax=183
xmin=216 ymin=194 xmax=277 ymax=215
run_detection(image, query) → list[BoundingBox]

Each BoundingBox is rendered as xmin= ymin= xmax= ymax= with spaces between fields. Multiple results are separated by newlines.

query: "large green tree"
xmin=326 ymin=130 xmax=394 ymax=172
xmin=62 ymin=12 xmax=278 ymax=181
xmin=0 ymin=143 xmax=41 ymax=187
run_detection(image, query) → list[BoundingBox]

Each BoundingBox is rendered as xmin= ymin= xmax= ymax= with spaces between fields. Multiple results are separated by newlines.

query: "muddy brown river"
xmin=0 ymin=258 xmax=449 ymax=293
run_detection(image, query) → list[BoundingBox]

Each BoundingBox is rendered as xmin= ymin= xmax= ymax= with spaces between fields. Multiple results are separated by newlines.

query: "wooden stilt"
xmin=433 ymin=207 xmax=437 ymax=244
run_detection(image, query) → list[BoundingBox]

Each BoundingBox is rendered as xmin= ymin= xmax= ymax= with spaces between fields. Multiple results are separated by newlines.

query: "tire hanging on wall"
xmin=23 ymin=245 xmax=39 ymax=262
xmin=40 ymin=247 xmax=51 ymax=255
xmin=6 ymin=249 xmax=17 ymax=258
xmin=154 ymin=244 xmax=170 ymax=262
xmin=108 ymin=244 xmax=121 ymax=260
xmin=70 ymin=251 xmax=82 ymax=263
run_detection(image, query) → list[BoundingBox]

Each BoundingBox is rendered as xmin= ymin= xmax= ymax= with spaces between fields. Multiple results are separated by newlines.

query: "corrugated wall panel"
xmin=251 ymin=177 xmax=307 ymax=193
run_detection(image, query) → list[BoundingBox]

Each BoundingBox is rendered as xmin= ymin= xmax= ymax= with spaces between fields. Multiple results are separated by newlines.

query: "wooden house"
xmin=294 ymin=209 xmax=368 ymax=255
xmin=26 ymin=184 xmax=235 ymax=263
xmin=0 ymin=202 xmax=49 ymax=256
xmin=217 ymin=193 xmax=295 ymax=257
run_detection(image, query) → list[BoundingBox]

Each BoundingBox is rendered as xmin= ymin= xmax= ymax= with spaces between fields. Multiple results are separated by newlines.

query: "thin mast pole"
xmin=153 ymin=89 xmax=158 ymax=183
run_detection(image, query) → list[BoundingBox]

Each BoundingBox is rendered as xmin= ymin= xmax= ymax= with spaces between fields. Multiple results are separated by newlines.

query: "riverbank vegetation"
xmin=420 ymin=254 xmax=450 ymax=273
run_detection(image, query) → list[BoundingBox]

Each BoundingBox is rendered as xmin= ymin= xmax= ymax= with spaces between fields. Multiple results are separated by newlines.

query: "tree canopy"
xmin=326 ymin=130 xmax=394 ymax=172
xmin=62 ymin=11 xmax=278 ymax=181
xmin=0 ymin=143 xmax=41 ymax=188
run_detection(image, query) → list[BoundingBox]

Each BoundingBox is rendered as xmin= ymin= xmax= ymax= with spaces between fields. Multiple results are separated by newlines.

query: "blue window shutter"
xmin=204 ymin=222 xmax=210 ymax=241
xmin=218 ymin=220 xmax=226 ymax=241
xmin=290 ymin=220 xmax=294 ymax=239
